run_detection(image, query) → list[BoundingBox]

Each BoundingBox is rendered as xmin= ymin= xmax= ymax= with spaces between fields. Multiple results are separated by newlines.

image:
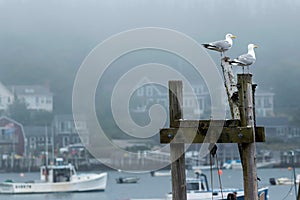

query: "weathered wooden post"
xmin=161 ymin=77 xmax=265 ymax=200
xmin=221 ymin=58 xmax=239 ymax=120
xmin=168 ymin=80 xmax=187 ymax=200
xmin=297 ymin=182 xmax=300 ymax=200
xmin=237 ymin=74 xmax=258 ymax=200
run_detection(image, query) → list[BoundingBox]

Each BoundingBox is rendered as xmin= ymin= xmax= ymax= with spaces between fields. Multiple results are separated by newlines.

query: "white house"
xmin=0 ymin=82 xmax=14 ymax=111
xmin=132 ymin=83 xmax=208 ymax=119
xmin=255 ymin=91 xmax=275 ymax=117
xmin=10 ymin=85 xmax=53 ymax=112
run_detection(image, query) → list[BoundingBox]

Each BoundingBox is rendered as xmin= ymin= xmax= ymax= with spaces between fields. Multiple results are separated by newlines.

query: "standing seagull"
xmin=229 ymin=44 xmax=259 ymax=73
xmin=202 ymin=33 xmax=237 ymax=57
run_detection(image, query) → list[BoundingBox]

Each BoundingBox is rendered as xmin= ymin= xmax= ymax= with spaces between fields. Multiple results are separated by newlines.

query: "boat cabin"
xmin=186 ymin=172 xmax=210 ymax=192
xmin=40 ymin=164 xmax=77 ymax=183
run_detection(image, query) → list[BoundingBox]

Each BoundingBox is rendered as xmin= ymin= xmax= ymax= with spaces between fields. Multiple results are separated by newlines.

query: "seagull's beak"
xmin=231 ymin=35 xmax=237 ymax=39
xmin=254 ymin=44 xmax=259 ymax=48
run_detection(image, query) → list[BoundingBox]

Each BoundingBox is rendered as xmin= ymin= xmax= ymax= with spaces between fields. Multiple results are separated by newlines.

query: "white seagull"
xmin=202 ymin=33 xmax=237 ymax=57
xmin=230 ymin=44 xmax=259 ymax=73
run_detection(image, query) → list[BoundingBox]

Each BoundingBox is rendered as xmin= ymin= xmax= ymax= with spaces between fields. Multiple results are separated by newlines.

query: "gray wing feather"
xmin=236 ymin=54 xmax=256 ymax=65
xmin=210 ymin=40 xmax=231 ymax=50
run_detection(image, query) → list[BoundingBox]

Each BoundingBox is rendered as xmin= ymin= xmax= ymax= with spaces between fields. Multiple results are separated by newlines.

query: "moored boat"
xmin=165 ymin=172 xmax=268 ymax=200
xmin=116 ymin=176 xmax=140 ymax=184
xmin=269 ymin=174 xmax=300 ymax=185
xmin=223 ymin=160 xmax=242 ymax=170
xmin=150 ymin=170 xmax=171 ymax=177
xmin=0 ymin=162 xmax=108 ymax=194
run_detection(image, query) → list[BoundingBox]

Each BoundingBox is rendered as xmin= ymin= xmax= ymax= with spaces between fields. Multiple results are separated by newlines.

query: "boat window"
xmin=42 ymin=168 xmax=49 ymax=176
xmin=187 ymin=182 xmax=199 ymax=191
xmin=53 ymin=168 xmax=71 ymax=183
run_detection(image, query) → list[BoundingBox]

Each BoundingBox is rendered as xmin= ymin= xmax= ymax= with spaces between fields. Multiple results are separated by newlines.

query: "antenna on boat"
xmin=45 ymin=124 xmax=48 ymax=167
xmin=290 ymin=150 xmax=298 ymax=200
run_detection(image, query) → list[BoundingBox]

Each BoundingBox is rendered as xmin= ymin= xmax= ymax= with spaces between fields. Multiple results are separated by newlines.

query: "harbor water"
xmin=0 ymin=168 xmax=299 ymax=200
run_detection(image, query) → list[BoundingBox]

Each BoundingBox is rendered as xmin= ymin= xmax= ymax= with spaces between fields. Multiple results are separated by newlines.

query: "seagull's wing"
xmin=202 ymin=40 xmax=231 ymax=52
xmin=231 ymin=54 xmax=256 ymax=66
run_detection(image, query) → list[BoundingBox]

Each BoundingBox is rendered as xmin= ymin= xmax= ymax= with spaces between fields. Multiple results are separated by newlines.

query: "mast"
xmin=45 ymin=124 xmax=48 ymax=182
xmin=45 ymin=124 xmax=48 ymax=167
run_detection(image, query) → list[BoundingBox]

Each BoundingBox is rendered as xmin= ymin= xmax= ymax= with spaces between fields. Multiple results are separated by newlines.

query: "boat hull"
xmin=0 ymin=172 xmax=108 ymax=194
xmin=116 ymin=177 xmax=139 ymax=184
xmin=166 ymin=187 xmax=269 ymax=200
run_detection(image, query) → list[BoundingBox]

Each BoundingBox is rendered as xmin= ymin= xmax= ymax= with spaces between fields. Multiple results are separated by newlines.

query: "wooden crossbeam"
xmin=173 ymin=119 xmax=241 ymax=128
xmin=160 ymin=126 xmax=265 ymax=144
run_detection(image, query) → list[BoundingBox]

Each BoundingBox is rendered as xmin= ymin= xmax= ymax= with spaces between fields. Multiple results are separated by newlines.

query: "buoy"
xmin=218 ymin=169 xmax=223 ymax=175
xmin=20 ymin=173 xmax=24 ymax=177
xmin=288 ymin=167 xmax=292 ymax=171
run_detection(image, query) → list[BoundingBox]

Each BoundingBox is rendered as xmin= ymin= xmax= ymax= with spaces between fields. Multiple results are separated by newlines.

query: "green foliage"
xmin=6 ymin=98 xmax=53 ymax=126
xmin=290 ymin=108 xmax=300 ymax=126
xmin=30 ymin=110 xmax=54 ymax=126
xmin=7 ymin=98 xmax=30 ymax=125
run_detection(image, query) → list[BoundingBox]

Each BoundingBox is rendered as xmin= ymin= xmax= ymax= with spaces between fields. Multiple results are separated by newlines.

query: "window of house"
xmin=146 ymin=87 xmax=153 ymax=97
xmin=76 ymin=121 xmax=87 ymax=130
xmin=137 ymin=88 xmax=144 ymax=96
xmin=25 ymin=89 xmax=34 ymax=93
xmin=72 ymin=136 xmax=81 ymax=144
xmin=189 ymin=99 xmax=194 ymax=107
xmin=60 ymin=122 xmax=65 ymax=132
xmin=256 ymin=98 xmax=262 ymax=107
xmin=63 ymin=136 xmax=70 ymax=147
xmin=264 ymin=97 xmax=272 ymax=108
xmin=199 ymin=99 xmax=204 ymax=110
xmin=46 ymin=98 xmax=52 ymax=104
xmin=29 ymin=137 xmax=36 ymax=149
xmin=35 ymin=96 xmax=39 ymax=105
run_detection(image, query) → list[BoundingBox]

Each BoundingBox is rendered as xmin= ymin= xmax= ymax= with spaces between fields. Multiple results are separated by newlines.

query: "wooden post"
xmin=221 ymin=58 xmax=246 ymax=185
xmin=237 ymin=74 xmax=258 ymax=200
xmin=221 ymin=58 xmax=240 ymax=120
xmin=297 ymin=182 xmax=300 ymax=200
xmin=169 ymin=80 xmax=187 ymax=200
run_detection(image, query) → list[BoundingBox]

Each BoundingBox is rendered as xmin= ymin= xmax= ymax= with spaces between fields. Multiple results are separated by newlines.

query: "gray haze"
xmin=0 ymin=0 xmax=299 ymax=112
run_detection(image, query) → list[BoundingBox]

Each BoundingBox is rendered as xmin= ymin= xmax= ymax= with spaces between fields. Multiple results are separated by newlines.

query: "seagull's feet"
xmin=223 ymin=56 xmax=230 ymax=62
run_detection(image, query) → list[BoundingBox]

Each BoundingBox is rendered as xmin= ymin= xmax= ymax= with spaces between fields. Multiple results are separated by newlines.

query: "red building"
xmin=0 ymin=116 xmax=25 ymax=156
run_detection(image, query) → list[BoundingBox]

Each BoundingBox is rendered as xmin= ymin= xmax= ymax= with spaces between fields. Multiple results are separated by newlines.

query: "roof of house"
xmin=0 ymin=81 xmax=14 ymax=96
xmin=256 ymin=117 xmax=289 ymax=126
xmin=53 ymin=114 xmax=73 ymax=122
xmin=9 ymin=85 xmax=52 ymax=96
xmin=23 ymin=126 xmax=52 ymax=137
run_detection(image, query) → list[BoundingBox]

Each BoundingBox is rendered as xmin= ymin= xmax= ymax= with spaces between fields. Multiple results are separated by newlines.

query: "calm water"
xmin=0 ymin=168 xmax=299 ymax=200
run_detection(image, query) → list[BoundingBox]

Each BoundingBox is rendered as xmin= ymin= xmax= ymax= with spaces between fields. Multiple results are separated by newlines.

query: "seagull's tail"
xmin=229 ymin=59 xmax=243 ymax=66
xmin=202 ymin=44 xmax=220 ymax=52
xmin=202 ymin=43 xmax=211 ymax=49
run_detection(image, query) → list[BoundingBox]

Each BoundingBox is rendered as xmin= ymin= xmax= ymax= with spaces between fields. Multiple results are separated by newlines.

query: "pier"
xmin=160 ymin=60 xmax=266 ymax=200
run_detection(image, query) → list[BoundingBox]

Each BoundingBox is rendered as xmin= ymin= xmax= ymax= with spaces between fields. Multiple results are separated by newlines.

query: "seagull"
xmin=202 ymin=33 xmax=237 ymax=57
xmin=229 ymin=44 xmax=259 ymax=73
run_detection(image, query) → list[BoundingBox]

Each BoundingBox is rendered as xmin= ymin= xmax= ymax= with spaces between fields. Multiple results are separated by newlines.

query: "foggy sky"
xmin=0 ymin=0 xmax=299 ymax=108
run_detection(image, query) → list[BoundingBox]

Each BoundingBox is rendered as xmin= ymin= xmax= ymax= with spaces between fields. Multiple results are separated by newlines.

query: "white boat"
xmin=165 ymin=172 xmax=269 ymax=200
xmin=192 ymin=164 xmax=217 ymax=171
xmin=0 ymin=163 xmax=108 ymax=194
xmin=256 ymin=160 xmax=278 ymax=169
xmin=224 ymin=159 xmax=278 ymax=170
xmin=116 ymin=176 xmax=140 ymax=184
xmin=150 ymin=169 xmax=188 ymax=177
xmin=222 ymin=160 xmax=242 ymax=170
xmin=150 ymin=170 xmax=171 ymax=177
xmin=269 ymin=174 xmax=300 ymax=185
